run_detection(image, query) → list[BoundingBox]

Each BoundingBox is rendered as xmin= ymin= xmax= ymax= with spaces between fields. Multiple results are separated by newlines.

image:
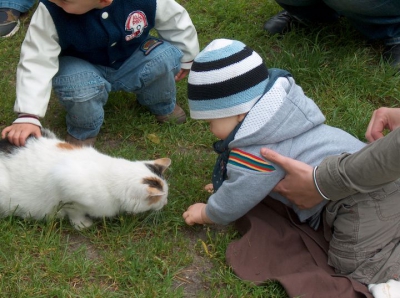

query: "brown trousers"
xmin=226 ymin=198 xmax=373 ymax=298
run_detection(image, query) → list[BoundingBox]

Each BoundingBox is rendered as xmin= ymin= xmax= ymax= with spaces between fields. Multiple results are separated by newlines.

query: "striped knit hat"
xmin=188 ymin=39 xmax=269 ymax=120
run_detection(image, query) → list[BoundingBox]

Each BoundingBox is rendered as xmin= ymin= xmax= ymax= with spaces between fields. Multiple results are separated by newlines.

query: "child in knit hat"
xmin=182 ymin=38 xmax=400 ymax=295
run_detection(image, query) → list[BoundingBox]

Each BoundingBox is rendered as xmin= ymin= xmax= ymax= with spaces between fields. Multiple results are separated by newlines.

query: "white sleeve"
xmin=14 ymin=2 xmax=61 ymax=119
xmin=155 ymin=0 xmax=199 ymax=69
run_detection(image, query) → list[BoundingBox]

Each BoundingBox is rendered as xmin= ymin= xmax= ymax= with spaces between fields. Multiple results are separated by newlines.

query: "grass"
xmin=1 ymin=0 xmax=399 ymax=297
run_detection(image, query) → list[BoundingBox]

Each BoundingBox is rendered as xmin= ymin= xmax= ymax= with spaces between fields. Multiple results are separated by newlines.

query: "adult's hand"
xmin=260 ymin=148 xmax=324 ymax=209
xmin=365 ymin=107 xmax=400 ymax=142
xmin=1 ymin=123 xmax=41 ymax=146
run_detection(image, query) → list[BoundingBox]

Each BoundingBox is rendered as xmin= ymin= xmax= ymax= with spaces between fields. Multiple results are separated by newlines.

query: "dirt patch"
xmin=172 ymin=228 xmax=217 ymax=297
xmin=65 ymin=233 xmax=101 ymax=261
xmin=63 ymin=227 xmax=223 ymax=297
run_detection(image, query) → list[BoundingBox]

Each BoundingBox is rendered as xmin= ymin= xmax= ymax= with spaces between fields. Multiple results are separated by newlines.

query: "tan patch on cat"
xmin=143 ymin=177 xmax=164 ymax=191
xmin=148 ymin=194 xmax=163 ymax=205
xmin=154 ymin=158 xmax=171 ymax=169
xmin=57 ymin=142 xmax=80 ymax=150
xmin=143 ymin=177 xmax=165 ymax=205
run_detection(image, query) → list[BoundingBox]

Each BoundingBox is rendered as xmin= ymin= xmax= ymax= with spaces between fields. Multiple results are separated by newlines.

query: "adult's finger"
xmin=260 ymin=148 xmax=288 ymax=170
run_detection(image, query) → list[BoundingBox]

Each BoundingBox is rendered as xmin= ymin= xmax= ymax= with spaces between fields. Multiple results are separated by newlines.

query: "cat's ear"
xmin=145 ymin=158 xmax=171 ymax=178
xmin=148 ymin=187 xmax=166 ymax=196
xmin=147 ymin=187 xmax=166 ymax=205
xmin=153 ymin=158 xmax=171 ymax=174
xmin=142 ymin=176 xmax=167 ymax=205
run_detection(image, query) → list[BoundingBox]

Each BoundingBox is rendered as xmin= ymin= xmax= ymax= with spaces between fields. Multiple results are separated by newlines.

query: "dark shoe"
xmin=383 ymin=44 xmax=400 ymax=68
xmin=155 ymin=104 xmax=186 ymax=124
xmin=65 ymin=134 xmax=97 ymax=147
xmin=263 ymin=10 xmax=295 ymax=35
xmin=0 ymin=8 xmax=20 ymax=37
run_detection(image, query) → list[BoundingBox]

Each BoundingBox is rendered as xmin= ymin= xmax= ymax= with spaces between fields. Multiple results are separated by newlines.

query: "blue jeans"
xmin=0 ymin=0 xmax=36 ymax=12
xmin=275 ymin=0 xmax=400 ymax=45
xmin=52 ymin=39 xmax=183 ymax=140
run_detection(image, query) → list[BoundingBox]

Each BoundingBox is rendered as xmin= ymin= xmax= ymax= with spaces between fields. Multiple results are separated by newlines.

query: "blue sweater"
xmin=41 ymin=0 xmax=156 ymax=68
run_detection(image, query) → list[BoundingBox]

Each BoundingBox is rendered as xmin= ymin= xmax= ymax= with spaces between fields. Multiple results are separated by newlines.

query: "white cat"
xmin=0 ymin=129 xmax=171 ymax=230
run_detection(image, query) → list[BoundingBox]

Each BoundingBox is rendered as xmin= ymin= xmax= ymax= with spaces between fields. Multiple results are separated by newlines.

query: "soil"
xmin=65 ymin=227 xmax=219 ymax=297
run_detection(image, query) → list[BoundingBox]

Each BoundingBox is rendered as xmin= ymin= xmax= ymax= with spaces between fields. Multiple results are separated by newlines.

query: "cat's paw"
xmin=70 ymin=216 xmax=93 ymax=230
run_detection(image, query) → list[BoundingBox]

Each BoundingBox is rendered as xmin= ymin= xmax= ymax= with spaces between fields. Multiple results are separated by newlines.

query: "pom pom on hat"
xmin=188 ymin=39 xmax=269 ymax=120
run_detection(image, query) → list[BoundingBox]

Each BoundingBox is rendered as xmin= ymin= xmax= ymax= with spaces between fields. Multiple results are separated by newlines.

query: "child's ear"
xmin=99 ymin=0 xmax=113 ymax=8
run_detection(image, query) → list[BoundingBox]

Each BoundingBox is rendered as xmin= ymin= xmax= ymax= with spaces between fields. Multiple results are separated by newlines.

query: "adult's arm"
xmin=260 ymin=127 xmax=400 ymax=208
xmin=317 ymin=127 xmax=400 ymax=200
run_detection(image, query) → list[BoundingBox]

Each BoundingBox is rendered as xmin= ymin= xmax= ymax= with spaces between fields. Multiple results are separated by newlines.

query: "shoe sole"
xmin=156 ymin=105 xmax=187 ymax=124
xmin=1 ymin=20 xmax=20 ymax=38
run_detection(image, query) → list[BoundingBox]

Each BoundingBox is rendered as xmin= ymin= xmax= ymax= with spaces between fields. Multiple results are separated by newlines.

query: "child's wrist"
xmin=13 ymin=114 xmax=42 ymax=127
xmin=201 ymin=204 xmax=214 ymax=224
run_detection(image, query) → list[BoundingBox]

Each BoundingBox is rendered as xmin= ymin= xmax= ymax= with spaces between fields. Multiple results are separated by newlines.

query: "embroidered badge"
xmin=228 ymin=148 xmax=276 ymax=172
xmin=140 ymin=38 xmax=163 ymax=55
xmin=125 ymin=10 xmax=148 ymax=41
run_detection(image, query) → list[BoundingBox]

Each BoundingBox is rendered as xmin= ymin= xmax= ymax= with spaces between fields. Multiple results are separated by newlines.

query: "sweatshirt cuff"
xmin=181 ymin=60 xmax=193 ymax=69
xmin=205 ymin=204 xmax=228 ymax=225
xmin=13 ymin=114 xmax=42 ymax=127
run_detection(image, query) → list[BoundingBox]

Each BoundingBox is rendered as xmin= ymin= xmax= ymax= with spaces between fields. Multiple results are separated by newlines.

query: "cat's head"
xmin=122 ymin=157 xmax=171 ymax=214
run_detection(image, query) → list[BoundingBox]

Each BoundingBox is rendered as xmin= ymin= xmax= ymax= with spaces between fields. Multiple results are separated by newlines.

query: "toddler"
xmin=1 ymin=0 xmax=199 ymax=146
xmin=182 ymin=39 xmax=400 ymax=297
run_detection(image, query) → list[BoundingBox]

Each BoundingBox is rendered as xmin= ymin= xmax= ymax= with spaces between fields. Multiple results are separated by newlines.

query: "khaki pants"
xmin=324 ymin=179 xmax=400 ymax=284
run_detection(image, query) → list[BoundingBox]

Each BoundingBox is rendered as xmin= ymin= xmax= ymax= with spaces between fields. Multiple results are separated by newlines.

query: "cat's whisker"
xmin=140 ymin=210 xmax=165 ymax=225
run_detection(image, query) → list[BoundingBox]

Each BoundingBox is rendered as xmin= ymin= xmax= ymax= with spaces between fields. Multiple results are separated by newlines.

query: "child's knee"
xmin=140 ymin=43 xmax=182 ymax=85
xmin=53 ymin=70 xmax=110 ymax=103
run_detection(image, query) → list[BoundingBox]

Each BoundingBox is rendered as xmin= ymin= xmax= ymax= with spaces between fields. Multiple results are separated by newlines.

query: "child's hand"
xmin=204 ymin=183 xmax=214 ymax=193
xmin=1 ymin=123 xmax=41 ymax=146
xmin=183 ymin=203 xmax=214 ymax=225
xmin=175 ymin=69 xmax=190 ymax=81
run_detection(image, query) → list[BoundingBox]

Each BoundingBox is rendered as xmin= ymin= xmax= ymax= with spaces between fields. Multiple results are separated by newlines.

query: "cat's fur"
xmin=0 ymin=129 xmax=171 ymax=230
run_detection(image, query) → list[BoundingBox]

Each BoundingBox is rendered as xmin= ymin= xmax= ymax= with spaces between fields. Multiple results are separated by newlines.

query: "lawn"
xmin=0 ymin=0 xmax=399 ymax=297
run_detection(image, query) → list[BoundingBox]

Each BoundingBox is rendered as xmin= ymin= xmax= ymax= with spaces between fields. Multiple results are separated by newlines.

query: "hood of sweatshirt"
xmin=230 ymin=75 xmax=326 ymax=149
xmin=205 ymin=73 xmax=366 ymax=228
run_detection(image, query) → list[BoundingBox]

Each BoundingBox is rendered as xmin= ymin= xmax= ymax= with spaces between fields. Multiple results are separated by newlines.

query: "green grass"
xmin=1 ymin=1 xmax=399 ymax=297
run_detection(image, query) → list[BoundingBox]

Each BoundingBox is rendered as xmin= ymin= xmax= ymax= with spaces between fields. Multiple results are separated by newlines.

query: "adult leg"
xmin=0 ymin=0 xmax=36 ymax=12
xmin=264 ymin=0 xmax=339 ymax=35
xmin=323 ymin=0 xmax=400 ymax=67
xmin=324 ymin=185 xmax=400 ymax=285
xmin=0 ymin=0 xmax=36 ymax=37
xmin=52 ymin=56 xmax=111 ymax=143
xmin=111 ymin=38 xmax=186 ymax=123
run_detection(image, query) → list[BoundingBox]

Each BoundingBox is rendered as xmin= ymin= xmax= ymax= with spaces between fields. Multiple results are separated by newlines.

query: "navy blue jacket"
xmin=42 ymin=0 xmax=156 ymax=68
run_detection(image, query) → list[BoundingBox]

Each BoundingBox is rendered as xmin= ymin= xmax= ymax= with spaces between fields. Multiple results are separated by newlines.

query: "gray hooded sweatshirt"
xmin=205 ymin=70 xmax=366 ymax=228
